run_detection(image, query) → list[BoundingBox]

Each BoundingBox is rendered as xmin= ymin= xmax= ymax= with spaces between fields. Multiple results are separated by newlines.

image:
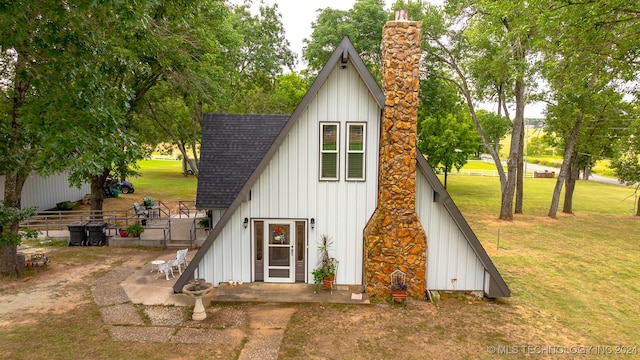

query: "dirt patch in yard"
xmin=0 ymin=246 xmax=149 ymax=328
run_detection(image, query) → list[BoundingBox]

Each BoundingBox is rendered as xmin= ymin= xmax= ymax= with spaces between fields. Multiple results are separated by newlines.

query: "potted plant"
xmin=390 ymin=277 xmax=408 ymax=302
xmin=125 ymin=222 xmax=144 ymax=237
xmin=312 ymin=234 xmax=337 ymax=290
xmin=197 ymin=218 xmax=210 ymax=230
xmin=143 ymin=196 xmax=154 ymax=208
xmin=118 ymin=228 xmax=128 ymax=237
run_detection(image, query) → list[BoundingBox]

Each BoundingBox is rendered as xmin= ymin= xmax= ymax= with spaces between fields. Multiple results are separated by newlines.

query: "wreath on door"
xmin=272 ymin=227 xmax=286 ymax=243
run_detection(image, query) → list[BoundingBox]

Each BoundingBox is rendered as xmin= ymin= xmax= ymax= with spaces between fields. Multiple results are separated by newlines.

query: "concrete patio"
xmin=120 ymin=251 xmax=370 ymax=306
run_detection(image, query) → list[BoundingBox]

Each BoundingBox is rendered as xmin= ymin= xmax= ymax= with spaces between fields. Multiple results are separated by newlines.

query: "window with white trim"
xmin=320 ymin=123 xmax=339 ymax=180
xmin=346 ymin=123 xmax=366 ymax=180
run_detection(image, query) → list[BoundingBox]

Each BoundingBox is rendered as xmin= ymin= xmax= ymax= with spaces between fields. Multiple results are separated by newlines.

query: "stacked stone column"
xmin=363 ymin=18 xmax=427 ymax=299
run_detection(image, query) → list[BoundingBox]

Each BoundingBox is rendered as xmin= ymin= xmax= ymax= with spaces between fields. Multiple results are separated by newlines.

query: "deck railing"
xmin=20 ymin=210 xmax=122 ymax=237
xmin=178 ymin=200 xmax=207 ymax=218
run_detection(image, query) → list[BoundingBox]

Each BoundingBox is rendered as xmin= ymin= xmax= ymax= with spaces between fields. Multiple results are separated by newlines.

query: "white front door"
xmin=264 ymin=221 xmax=295 ymax=283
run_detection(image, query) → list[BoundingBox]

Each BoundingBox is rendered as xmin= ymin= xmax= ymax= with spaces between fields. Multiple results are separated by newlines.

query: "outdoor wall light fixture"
xmin=310 ymin=218 xmax=315 ymax=229
xmin=340 ymin=51 xmax=348 ymax=69
xmin=243 ymin=217 xmax=249 ymax=228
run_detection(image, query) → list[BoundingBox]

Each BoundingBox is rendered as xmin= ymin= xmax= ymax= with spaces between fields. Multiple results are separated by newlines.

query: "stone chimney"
xmin=363 ymin=12 xmax=427 ymax=299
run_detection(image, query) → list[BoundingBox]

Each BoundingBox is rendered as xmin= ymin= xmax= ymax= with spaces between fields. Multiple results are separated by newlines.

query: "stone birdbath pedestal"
xmin=182 ymin=278 xmax=213 ymax=321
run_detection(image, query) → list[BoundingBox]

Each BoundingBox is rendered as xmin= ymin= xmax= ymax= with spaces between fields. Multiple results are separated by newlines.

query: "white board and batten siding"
xmin=415 ymin=170 xmax=486 ymax=292
xmin=0 ymin=171 xmax=90 ymax=210
xmin=196 ymin=61 xmax=381 ymax=287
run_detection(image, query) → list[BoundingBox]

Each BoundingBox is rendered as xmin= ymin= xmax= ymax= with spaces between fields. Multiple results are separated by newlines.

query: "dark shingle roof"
xmin=196 ymin=113 xmax=289 ymax=209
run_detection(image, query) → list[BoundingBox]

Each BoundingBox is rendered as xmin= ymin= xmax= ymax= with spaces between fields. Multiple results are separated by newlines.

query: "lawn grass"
xmin=105 ymin=159 xmax=198 ymax=212
xmin=131 ymin=159 xmax=197 ymax=199
xmin=460 ymin=159 xmax=502 ymax=170
xmin=445 ymin=174 xmax=640 ymax=345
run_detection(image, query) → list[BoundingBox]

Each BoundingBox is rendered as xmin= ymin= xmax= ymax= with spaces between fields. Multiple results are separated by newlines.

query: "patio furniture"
xmin=151 ymin=259 xmax=165 ymax=273
xmin=169 ymin=249 xmax=189 ymax=275
xmin=143 ymin=196 xmax=161 ymax=219
xmin=133 ymin=202 xmax=148 ymax=221
xmin=158 ymin=261 xmax=175 ymax=280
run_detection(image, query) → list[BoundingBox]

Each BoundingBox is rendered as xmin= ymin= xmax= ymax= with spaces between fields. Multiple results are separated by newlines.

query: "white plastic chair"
xmin=158 ymin=261 xmax=175 ymax=280
xmin=171 ymin=249 xmax=189 ymax=275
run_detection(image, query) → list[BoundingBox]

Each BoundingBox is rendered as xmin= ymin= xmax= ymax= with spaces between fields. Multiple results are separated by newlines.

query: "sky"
xmin=228 ymin=0 xmax=545 ymax=118
xmin=228 ymin=0 xmax=443 ymax=65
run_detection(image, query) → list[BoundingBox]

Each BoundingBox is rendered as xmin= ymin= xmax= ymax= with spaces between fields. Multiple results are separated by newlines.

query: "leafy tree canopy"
xmin=0 ymin=202 xmax=37 ymax=246
xmin=303 ymin=0 xmax=387 ymax=81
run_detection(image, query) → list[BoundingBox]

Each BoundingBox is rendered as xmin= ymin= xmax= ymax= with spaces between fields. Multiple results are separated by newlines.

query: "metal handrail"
xmin=178 ymin=200 xmax=206 ymax=218
xmin=189 ymin=219 xmax=196 ymax=249
xmin=20 ymin=210 xmax=124 ymax=237
xmin=156 ymin=200 xmax=171 ymax=219
xmin=163 ymin=219 xmax=171 ymax=249
xmin=179 ymin=201 xmax=194 ymax=218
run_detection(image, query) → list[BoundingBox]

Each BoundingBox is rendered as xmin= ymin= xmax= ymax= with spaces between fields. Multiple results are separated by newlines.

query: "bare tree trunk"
xmin=1 ymin=172 xmax=29 ymax=278
xmin=583 ymin=162 xmax=591 ymax=180
xmin=186 ymin=156 xmax=199 ymax=177
xmin=189 ymin=100 xmax=202 ymax=176
xmin=188 ymin=133 xmax=199 ymax=177
xmin=0 ymin=246 xmax=18 ymax=279
xmin=515 ymin=116 xmax=525 ymax=214
xmin=89 ymin=169 xmax=111 ymax=221
xmin=563 ymin=153 xmax=580 ymax=214
xmin=637 ymin=196 xmax=640 ymax=216
xmin=176 ymin=141 xmax=199 ymax=177
xmin=429 ymin=37 xmax=507 ymax=191
xmin=444 ymin=169 xmax=449 ymax=189
xmin=500 ymin=76 xmax=525 ymax=220
xmin=495 ymin=85 xmax=505 ymax=156
xmin=549 ymin=115 xmax=583 ymax=218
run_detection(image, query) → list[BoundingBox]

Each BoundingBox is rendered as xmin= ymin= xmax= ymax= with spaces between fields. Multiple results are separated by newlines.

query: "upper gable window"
xmin=346 ymin=123 xmax=366 ymax=181
xmin=320 ymin=123 xmax=339 ymax=180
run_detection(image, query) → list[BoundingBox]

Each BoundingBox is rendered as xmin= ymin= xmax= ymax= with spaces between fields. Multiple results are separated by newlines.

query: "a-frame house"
xmin=174 ymin=17 xmax=510 ymax=299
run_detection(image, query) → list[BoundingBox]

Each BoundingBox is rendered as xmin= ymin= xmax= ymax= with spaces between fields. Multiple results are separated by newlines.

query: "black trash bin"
xmin=86 ymin=221 xmax=107 ymax=246
xmin=68 ymin=221 xmax=88 ymax=246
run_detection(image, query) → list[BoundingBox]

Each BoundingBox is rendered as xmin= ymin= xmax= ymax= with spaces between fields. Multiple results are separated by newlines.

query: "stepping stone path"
xmin=91 ymin=266 xmax=295 ymax=360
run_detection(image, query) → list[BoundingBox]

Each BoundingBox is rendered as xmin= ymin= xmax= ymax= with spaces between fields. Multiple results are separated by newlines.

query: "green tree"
xmin=0 ymin=2 xmax=95 ymax=208
xmin=61 ymin=1 xmax=220 ymax=213
xmin=418 ymin=113 xmax=479 ymax=188
xmin=527 ymin=136 xmax=555 ymax=157
xmin=545 ymin=87 xmax=629 ymax=215
xmin=477 ymin=110 xmax=512 ymax=156
xmin=417 ymin=74 xmax=479 ymax=188
xmin=303 ymin=0 xmax=387 ymax=81
xmin=227 ymin=1 xmax=296 ymax=112
xmin=67 ymin=1 xmax=239 ymax=205
xmin=272 ymin=73 xmax=308 ymax=112
xmin=537 ymin=0 xmax=640 ymax=218
xmin=400 ymin=0 xmax=539 ymax=220
xmin=611 ymin=112 xmax=640 ymax=216
xmin=233 ymin=72 xmax=308 ymax=114
xmin=135 ymin=1 xmax=296 ymax=176
xmin=0 ymin=1 xmax=230 ymax=272
xmin=0 ymin=1 xmax=123 ymax=274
